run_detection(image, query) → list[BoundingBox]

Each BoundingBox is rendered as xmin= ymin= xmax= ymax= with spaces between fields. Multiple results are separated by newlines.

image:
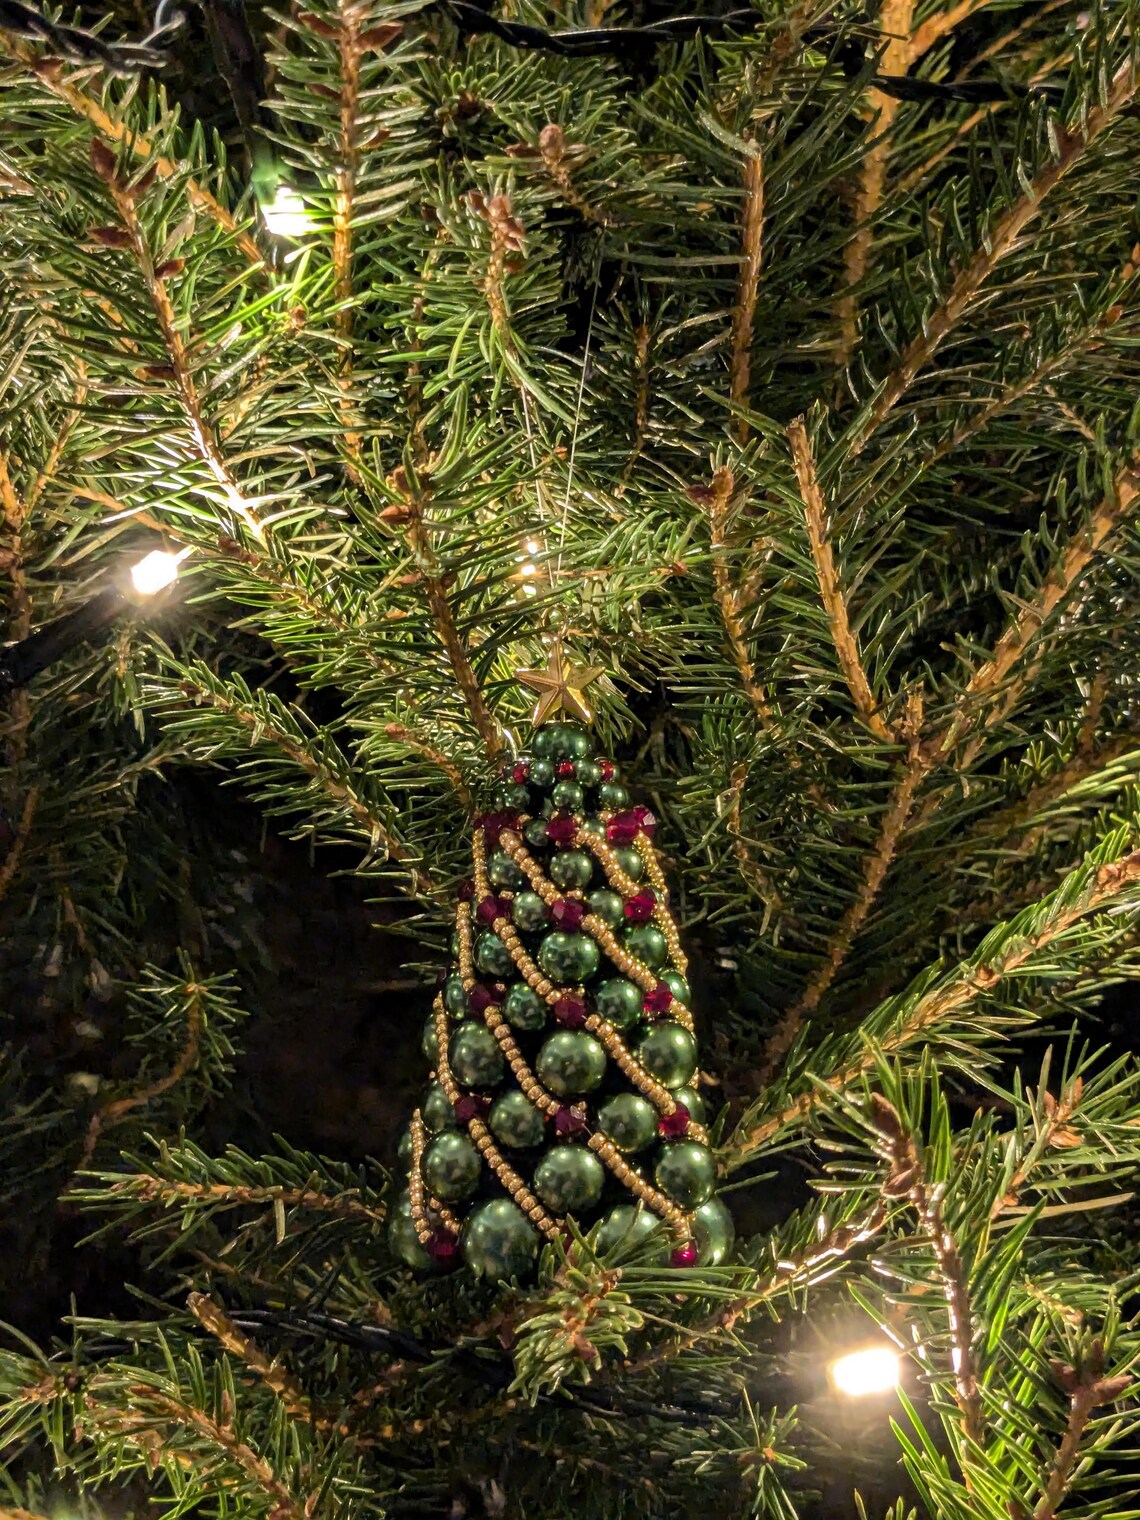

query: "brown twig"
xmin=384 ymin=721 xmax=472 ymax=805
xmin=696 ymin=467 xmax=773 ymax=727
xmin=106 ymin=176 xmax=265 ymax=543
xmin=833 ymin=0 xmax=914 ymax=375
xmin=729 ymin=146 xmax=764 ymax=443
xmin=789 ymin=417 xmax=891 ymax=739
xmin=725 ymin=761 xmax=783 ymax=928
xmin=333 ymin=2 xmax=365 ymax=479
xmin=76 ymin=986 xmax=204 ymax=1171
xmin=758 ymin=695 xmax=927 ymax=1082
xmin=870 ymin=1095 xmax=984 ymax=1450
xmin=926 ymin=460 xmax=1139 ymax=768
xmin=188 ymin=1294 xmax=314 ymax=1425
xmin=849 ymin=55 xmax=1138 ymax=456
xmin=910 ymin=0 xmax=997 ymax=60
xmin=101 ymin=1172 xmax=388 ymax=1225
xmin=723 ymin=848 xmax=1140 ymax=1168
xmin=0 ymin=787 xmax=40 ymax=907
xmin=537 ymin=123 xmax=610 ymax=225
xmin=0 ymin=34 xmax=264 ymax=269
xmin=392 ymin=469 xmax=504 ymax=759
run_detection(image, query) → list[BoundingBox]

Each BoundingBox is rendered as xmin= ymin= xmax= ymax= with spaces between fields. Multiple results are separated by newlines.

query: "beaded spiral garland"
xmin=389 ymin=722 xmax=733 ymax=1280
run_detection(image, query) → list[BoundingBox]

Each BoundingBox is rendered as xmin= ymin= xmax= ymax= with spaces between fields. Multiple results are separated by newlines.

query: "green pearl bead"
xmin=549 ymin=849 xmax=593 ymax=890
xmin=388 ymin=1190 xmax=433 ymax=1270
xmin=463 ymin=1198 xmax=540 ymax=1280
xmin=397 ymin=1128 xmax=413 ymax=1167
xmin=637 ymin=1021 xmax=697 ymax=1087
xmin=474 ymin=931 xmax=515 ymax=977
xmin=594 ymin=1204 xmax=667 ymax=1262
xmin=449 ymin=1023 xmax=506 ymax=1089
xmin=512 ymin=890 xmax=550 ymax=932
xmin=536 ymin=1030 xmax=607 ymax=1096
xmin=597 ymin=782 xmax=630 ymax=809
xmin=528 ymin=758 xmax=555 ymax=787
xmin=531 ymin=726 xmax=561 ymax=759
xmin=587 ymin=889 xmax=624 ymax=929
xmin=576 ymin=759 xmax=602 ymax=787
xmin=623 ymin=923 xmax=668 ymax=970
xmin=662 ymin=970 xmax=691 ymax=1006
xmin=654 ymin=1141 xmax=716 ymax=1208
xmin=422 ymin=1131 xmax=482 ymax=1202
xmin=422 ymin=1014 xmax=440 ymax=1063
xmin=670 ymin=1084 xmax=707 ymax=1125
xmin=503 ymin=981 xmax=547 ymax=1031
xmin=525 ymin=818 xmax=550 ymax=848
xmin=449 ymin=929 xmax=462 ymax=956
xmin=594 ymin=976 xmax=644 ymax=1030
xmin=422 ymin=1081 xmax=457 ymax=1132
xmin=693 ymin=1197 xmax=735 ymax=1266
xmin=488 ymin=1090 xmax=546 ymax=1148
xmin=487 ymin=850 xmax=526 ymax=890
xmin=612 ymin=846 xmax=644 ymax=881
xmin=554 ymin=725 xmax=593 ymax=760
xmin=551 ymin=780 xmax=585 ymax=811
xmin=537 ymin=930 xmax=600 ymax=983
xmin=533 ymin=1146 xmax=605 ymax=1212
xmin=580 ymin=817 xmax=606 ymax=839
xmin=596 ymin=1093 xmax=658 ymax=1152
xmin=442 ymin=974 xmax=468 ymax=1016
xmin=498 ymin=783 xmax=530 ymax=810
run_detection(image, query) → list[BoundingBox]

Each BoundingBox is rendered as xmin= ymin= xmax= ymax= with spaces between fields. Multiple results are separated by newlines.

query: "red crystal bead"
xmin=643 ymin=981 xmax=673 ymax=1014
xmin=553 ymin=995 xmax=587 ymax=1029
xmin=456 ymin=878 xmax=475 ymax=901
xmin=512 ymin=761 xmax=530 ymax=785
xmin=551 ymin=898 xmax=585 ymax=930
xmin=670 ymin=1241 xmax=698 ymax=1268
xmin=658 ymin=1103 xmax=691 ymax=1139
xmin=556 ymin=759 xmax=577 ymax=778
xmin=476 ymin=894 xmax=503 ymax=926
xmin=631 ymin=805 xmax=657 ymax=838
xmin=605 ymin=809 xmax=640 ymax=846
xmin=553 ymin=1103 xmax=588 ymax=1137
xmin=481 ymin=809 xmax=521 ymax=846
xmin=454 ymin=1094 xmax=489 ymax=1123
xmin=427 ymin=1229 xmax=460 ymax=1265
xmin=600 ymin=760 xmax=615 ymax=782
xmin=467 ymin=983 xmax=499 ymax=1014
xmin=623 ymin=888 xmax=657 ymax=923
xmin=546 ymin=813 xmax=578 ymax=846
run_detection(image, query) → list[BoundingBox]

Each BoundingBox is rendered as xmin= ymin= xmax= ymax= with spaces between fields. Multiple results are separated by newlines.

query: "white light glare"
xmin=830 ymin=1346 xmax=901 ymax=1398
xmin=262 ymin=186 xmax=310 ymax=238
xmin=130 ymin=549 xmax=185 ymax=597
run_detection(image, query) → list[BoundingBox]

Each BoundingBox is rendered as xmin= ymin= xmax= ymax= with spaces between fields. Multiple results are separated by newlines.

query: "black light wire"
xmin=1 ymin=0 xmax=1064 ymax=106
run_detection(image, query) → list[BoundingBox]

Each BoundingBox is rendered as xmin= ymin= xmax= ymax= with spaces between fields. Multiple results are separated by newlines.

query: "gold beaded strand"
xmin=432 ymin=999 xmax=562 ymax=1243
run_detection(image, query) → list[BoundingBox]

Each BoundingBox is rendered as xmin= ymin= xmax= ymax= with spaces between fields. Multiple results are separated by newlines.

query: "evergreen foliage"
xmin=2 ymin=2 xmax=1140 ymax=1517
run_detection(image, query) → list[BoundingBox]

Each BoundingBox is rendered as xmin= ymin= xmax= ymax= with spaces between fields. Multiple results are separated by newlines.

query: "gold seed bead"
xmin=408 ymin=1110 xmax=434 ymax=1244
xmin=468 ymin=1119 xmax=561 ymax=1241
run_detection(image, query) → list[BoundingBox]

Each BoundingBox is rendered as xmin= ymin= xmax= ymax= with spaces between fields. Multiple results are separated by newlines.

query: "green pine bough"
xmin=1 ymin=1 xmax=1140 ymax=1518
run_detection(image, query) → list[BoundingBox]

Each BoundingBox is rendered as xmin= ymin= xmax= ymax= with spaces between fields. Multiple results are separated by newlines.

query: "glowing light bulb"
xmin=519 ymin=561 xmax=538 ymax=578
xmin=261 ymin=186 xmax=310 ymax=238
xmin=130 ymin=549 xmax=184 ymax=597
xmin=830 ymin=1346 xmax=901 ymax=1397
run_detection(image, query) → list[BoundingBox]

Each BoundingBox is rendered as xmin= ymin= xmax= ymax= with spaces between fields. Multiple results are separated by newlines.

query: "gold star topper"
xmin=517 ymin=642 xmax=604 ymax=726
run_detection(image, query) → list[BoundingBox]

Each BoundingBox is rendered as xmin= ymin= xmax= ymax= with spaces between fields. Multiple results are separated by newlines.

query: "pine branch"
xmin=383 ymin=722 xmax=472 ymax=806
xmin=759 ymin=694 xmax=927 ymax=1083
xmin=117 ymin=1174 xmax=388 ymax=1223
xmin=0 ymin=31 xmax=265 ymax=269
xmin=723 ymin=845 xmax=1140 ymax=1167
xmin=332 ymin=1 xmax=367 ymax=480
xmin=927 ymin=457 xmax=1140 ymax=767
xmin=870 ymin=1095 xmax=984 ymax=1451
xmin=833 ymin=0 xmax=914 ymax=376
xmin=391 ymin=468 xmax=503 ymax=759
xmin=0 ymin=786 xmax=38 ymax=905
xmin=850 ymin=53 xmax=1139 ymax=455
xmin=102 ymin=165 xmax=265 ymax=544
xmin=693 ymin=466 xmax=773 ymax=728
xmin=729 ymin=145 xmax=764 ymax=444
xmin=788 ymin=417 xmax=891 ymax=739
xmin=910 ymin=0 xmax=999 ymax=61
xmin=187 ymin=1294 xmax=315 ymax=1427
xmin=74 ymin=983 xmax=204 ymax=1172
